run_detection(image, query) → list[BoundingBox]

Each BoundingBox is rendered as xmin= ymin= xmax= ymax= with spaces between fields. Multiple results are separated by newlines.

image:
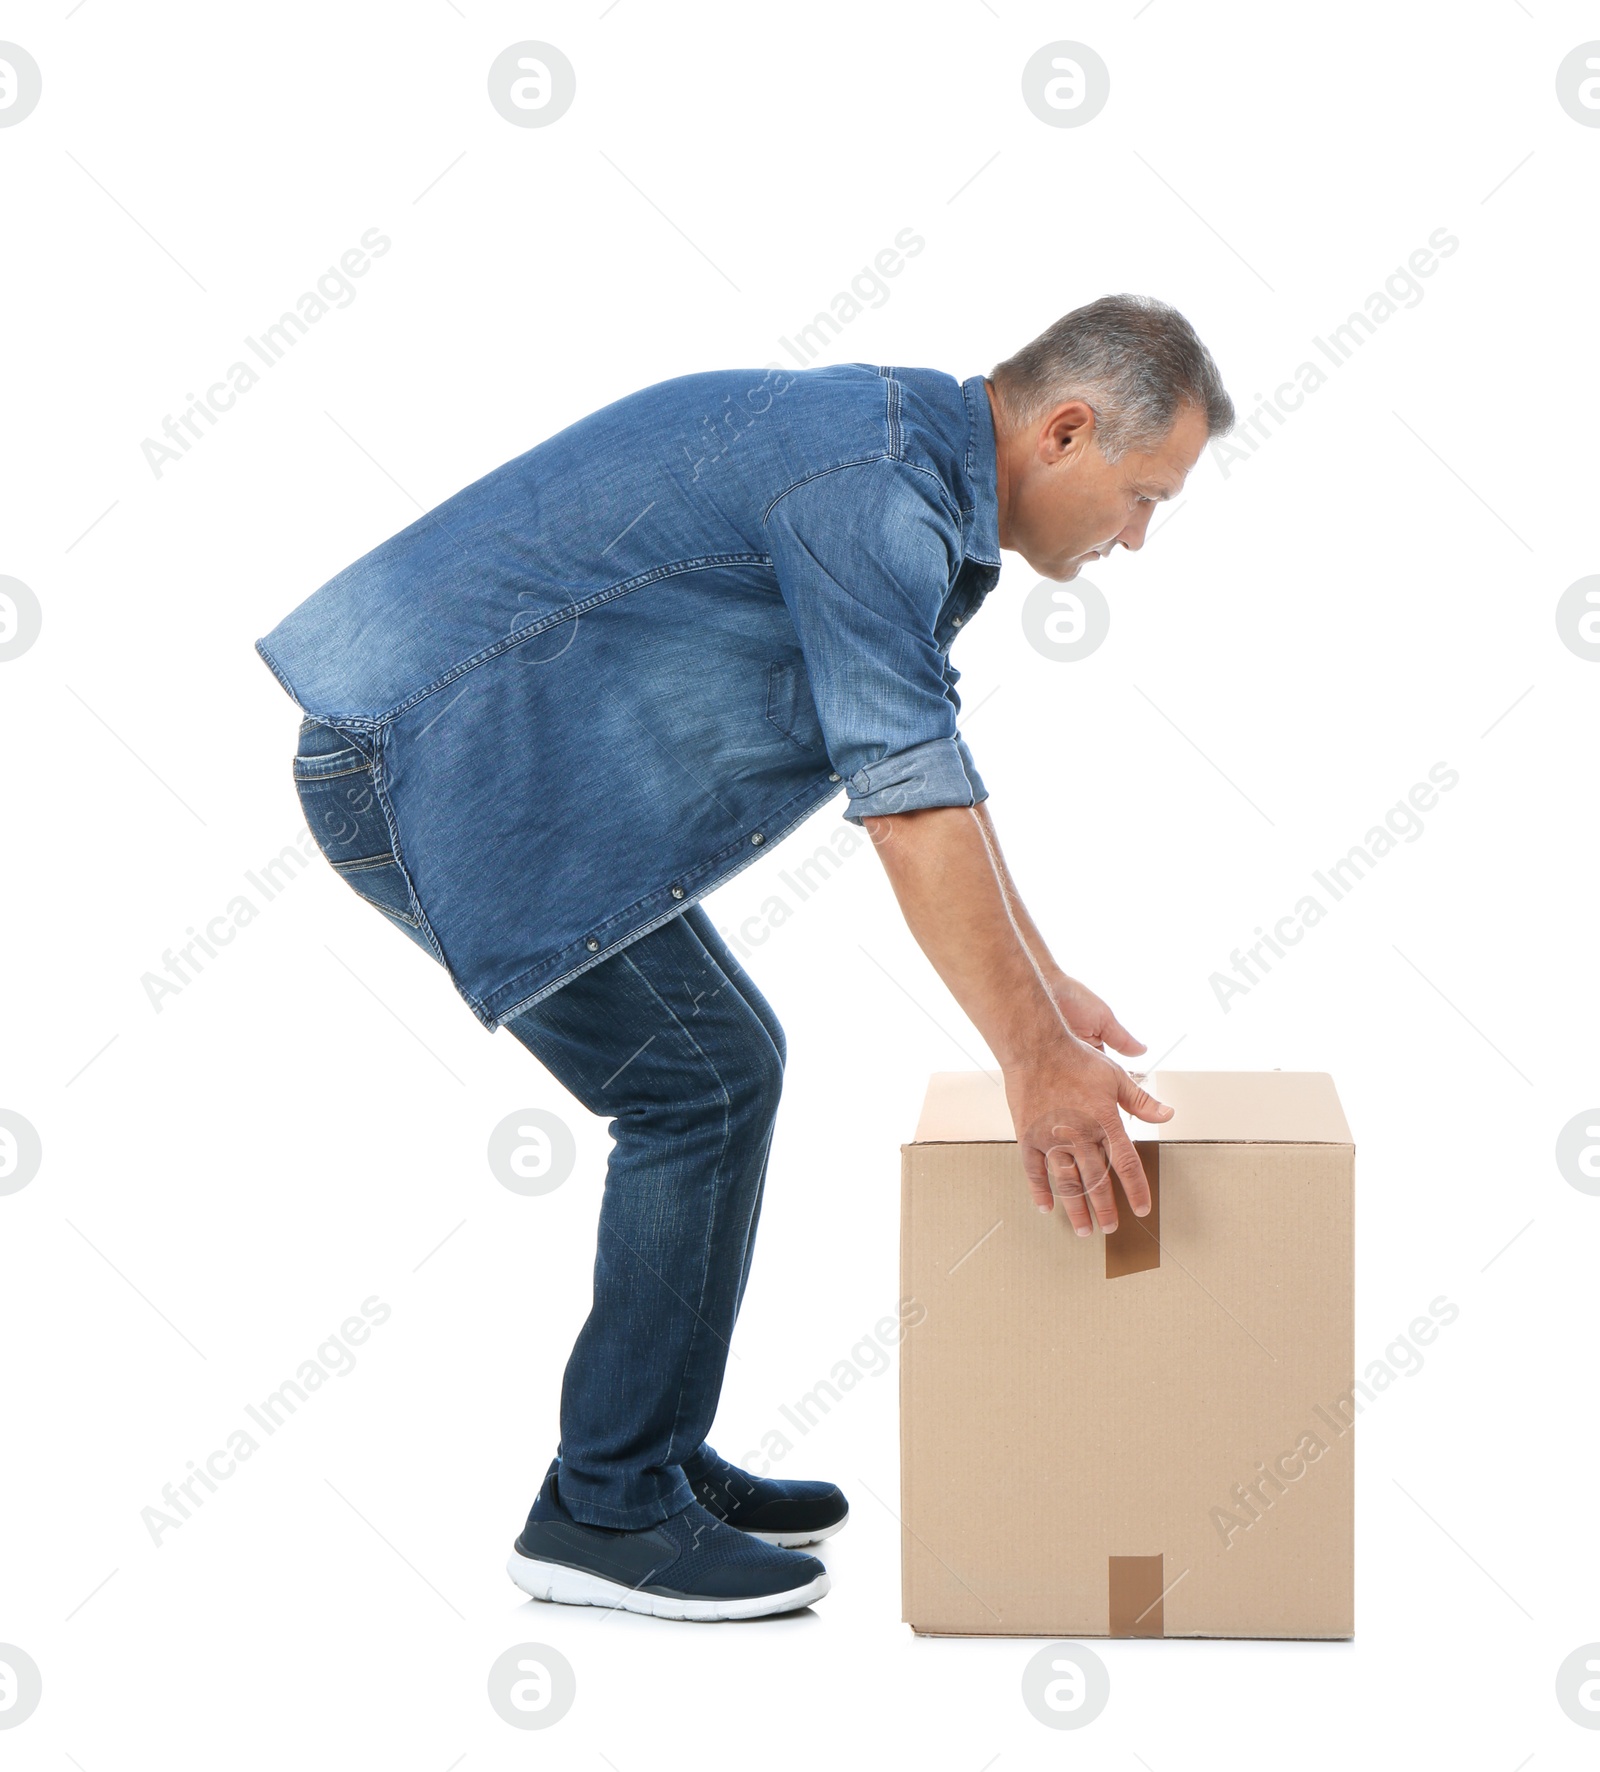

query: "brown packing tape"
xmin=1108 ymin=1554 xmax=1166 ymax=1636
xmin=1104 ymin=1142 xmax=1160 ymax=1278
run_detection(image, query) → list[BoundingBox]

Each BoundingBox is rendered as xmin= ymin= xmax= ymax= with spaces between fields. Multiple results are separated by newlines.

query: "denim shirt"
xmin=257 ymin=362 xmax=1002 ymax=1027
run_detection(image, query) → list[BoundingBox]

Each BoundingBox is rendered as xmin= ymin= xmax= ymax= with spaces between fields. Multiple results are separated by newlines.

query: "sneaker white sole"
xmin=743 ymin=1510 xmax=850 ymax=1548
xmin=506 ymin=1549 xmax=830 ymax=1621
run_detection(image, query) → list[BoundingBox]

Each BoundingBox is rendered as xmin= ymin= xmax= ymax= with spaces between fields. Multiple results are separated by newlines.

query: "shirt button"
xmin=750 ymin=832 xmax=765 ymax=846
xmin=670 ymin=884 xmax=686 ymax=900
xmin=952 ymin=615 xmax=964 ymax=626
xmin=585 ymin=937 xmax=600 ymax=952
xmin=827 ymin=772 xmax=841 ymax=783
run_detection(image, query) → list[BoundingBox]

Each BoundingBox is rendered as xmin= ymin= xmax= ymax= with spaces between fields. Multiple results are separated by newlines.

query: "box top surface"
xmin=911 ymin=1069 xmax=1352 ymax=1146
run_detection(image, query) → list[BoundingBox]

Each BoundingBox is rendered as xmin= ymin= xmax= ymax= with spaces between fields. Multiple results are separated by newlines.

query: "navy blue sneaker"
xmin=683 ymin=1444 xmax=849 ymax=1548
xmin=507 ymin=1461 xmax=829 ymax=1621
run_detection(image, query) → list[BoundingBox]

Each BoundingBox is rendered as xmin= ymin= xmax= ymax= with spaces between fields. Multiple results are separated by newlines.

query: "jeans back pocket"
xmin=293 ymin=722 xmax=426 ymax=940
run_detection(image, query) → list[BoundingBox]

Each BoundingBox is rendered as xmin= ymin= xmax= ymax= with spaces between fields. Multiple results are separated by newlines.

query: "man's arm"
xmin=969 ymin=801 xmax=1150 ymax=1058
xmin=864 ymin=804 xmax=1172 ymax=1233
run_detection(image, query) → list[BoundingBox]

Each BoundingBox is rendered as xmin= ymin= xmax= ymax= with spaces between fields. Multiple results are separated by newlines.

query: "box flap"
xmin=911 ymin=1069 xmax=1352 ymax=1146
xmin=912 ymin=1069 xmax=1015 ymax=1143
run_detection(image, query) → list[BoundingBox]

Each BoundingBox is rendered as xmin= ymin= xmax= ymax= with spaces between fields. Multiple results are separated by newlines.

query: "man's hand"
xmin=865 ymin=803 xmax=1174 ymax=1236
xmin=1043 ymin=972 xmax=1148 ymax=1057
xmin=1004 ymin=1037 xmax=1173 ymax=1234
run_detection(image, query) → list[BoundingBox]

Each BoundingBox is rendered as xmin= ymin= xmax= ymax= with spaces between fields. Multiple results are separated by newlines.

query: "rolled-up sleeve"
xmin=763 ymin=456 xmax=987 ymax=825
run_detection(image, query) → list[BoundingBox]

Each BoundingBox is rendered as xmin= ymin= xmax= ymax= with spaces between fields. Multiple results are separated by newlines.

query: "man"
xmin=257 ymin=293 xmax=1234 ymax=1621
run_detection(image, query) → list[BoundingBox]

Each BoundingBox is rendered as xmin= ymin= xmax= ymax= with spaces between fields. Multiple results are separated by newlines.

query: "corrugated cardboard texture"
xmin=900 ymin=1071 xmax=1354 ymax=1640
xmin=913 ymin=1068 xmax=1353 ymax=1146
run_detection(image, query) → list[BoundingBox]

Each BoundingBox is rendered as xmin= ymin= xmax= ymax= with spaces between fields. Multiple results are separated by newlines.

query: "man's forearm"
xmin=971 ymin=800 xmax=1063 ymax=985
xmin=865 ymin=799 xmax=1167 ymax=1228
xmin=862 ymin=804 xmax=1066 ymax=1066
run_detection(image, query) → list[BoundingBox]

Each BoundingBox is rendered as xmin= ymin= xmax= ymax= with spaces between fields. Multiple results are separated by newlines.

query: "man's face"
xmin=990 ymin=390 xmax=1210 ymax=581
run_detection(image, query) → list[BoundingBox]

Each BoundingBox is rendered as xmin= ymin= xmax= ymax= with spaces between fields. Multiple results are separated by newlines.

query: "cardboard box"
xmin=900 ymin=1069 xmax=1354 ymax=1639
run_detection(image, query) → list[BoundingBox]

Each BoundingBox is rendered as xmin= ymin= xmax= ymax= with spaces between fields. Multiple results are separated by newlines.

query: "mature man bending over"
xmin=256 ymin=293 xmax=1234 ymax=1621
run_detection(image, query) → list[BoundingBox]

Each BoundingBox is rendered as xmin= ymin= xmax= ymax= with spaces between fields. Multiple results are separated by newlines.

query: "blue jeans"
xmin=293 ymin=719 xmax=785 ymax=1528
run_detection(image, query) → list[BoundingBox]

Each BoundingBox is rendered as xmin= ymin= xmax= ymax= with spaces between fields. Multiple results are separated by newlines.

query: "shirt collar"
xmin=960 ymin=374 xmax=1002 ymax=567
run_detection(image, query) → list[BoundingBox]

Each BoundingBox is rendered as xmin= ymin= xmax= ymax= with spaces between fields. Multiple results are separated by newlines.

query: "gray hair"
xmin=989 ymin=294 xmax=1235 ymax=462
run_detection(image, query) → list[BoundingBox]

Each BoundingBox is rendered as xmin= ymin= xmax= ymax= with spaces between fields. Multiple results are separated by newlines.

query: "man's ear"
xmin=1041 ymin=400 xmax=1097 ymax=464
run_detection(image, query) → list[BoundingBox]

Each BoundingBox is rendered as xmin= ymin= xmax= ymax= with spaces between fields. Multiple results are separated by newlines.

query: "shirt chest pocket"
xmin=765 ymin=659 xmax=827 ymax=755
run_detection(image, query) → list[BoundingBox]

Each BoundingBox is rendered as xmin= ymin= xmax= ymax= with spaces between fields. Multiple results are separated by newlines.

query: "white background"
xmin=2 ymin=0 xmax=1597 ymax=1764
